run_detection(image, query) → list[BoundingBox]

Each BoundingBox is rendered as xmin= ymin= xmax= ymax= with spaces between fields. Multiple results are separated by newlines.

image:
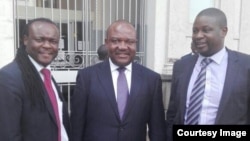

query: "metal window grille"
xmin=14 ymin=0 xmax=147 ymax=109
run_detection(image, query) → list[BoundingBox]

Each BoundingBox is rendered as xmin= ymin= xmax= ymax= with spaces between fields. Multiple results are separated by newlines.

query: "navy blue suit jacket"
xmin=0 ymin=61 xmax=70 ymax=141
xmin=166 ymin=48 xmax=250 ymax=141
xmin=70 ymin=60 xmax=166 ymax=141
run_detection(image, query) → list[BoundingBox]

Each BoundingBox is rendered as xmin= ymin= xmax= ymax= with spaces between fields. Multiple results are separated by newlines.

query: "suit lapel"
xmin=42 ymin=86 xmax=58 ymax=125
xmin=52 ymin=78 xmax=63 ymax=101
xmin=215 ymin=50 xmax=238 ymax=123
xmin=40 ymin=77 xmax=59 ymax=126
xmin=179 ymin=56 xmax=197 ymax=122
xmin=97 ymin=61 xmax=121 ymax=120
xmin=122 ymin=63 xmax=143 ymax=121
xmin=52 ymin=77 xmax=70 ymax=133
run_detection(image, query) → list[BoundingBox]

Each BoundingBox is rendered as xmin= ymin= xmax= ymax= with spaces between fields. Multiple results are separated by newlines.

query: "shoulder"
xmin=232 ymin=51 xmax=250 ymax=59
xmin=0 ymin=61 xmax=24 ymax=90
xmin=0 ymin=61 xmax=21 ymax=77
xmin=133 ymin=63 xmax=161 ymax=78
xmin=180 ymin=53 xmax=192 ymax=60
xmin=174 ymin=54 xmax=196 ymax=67
xmin=227 ymin=49 xmax=250 ymax=64
xmin=77 ymin=61 xmax=107 ymax=75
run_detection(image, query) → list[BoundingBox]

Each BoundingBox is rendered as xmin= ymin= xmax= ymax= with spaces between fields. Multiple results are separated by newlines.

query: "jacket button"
xmin=120 ymin=127 xmax=124 ymax=131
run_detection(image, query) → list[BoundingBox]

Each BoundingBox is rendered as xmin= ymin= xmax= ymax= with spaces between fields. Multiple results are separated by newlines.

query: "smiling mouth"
xmin=196 ymin=43 xmax=207 ymax=48
xmin=117 ymin=54 xmax=128 ymax=58
xmin=116 ymin=51 xmax=129 ymax=56
xmin=40 ymin=52 xmax=52 ymax=57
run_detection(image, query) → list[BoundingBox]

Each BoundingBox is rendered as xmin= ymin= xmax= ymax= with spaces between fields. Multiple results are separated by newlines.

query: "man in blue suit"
xmin=0 ymin=18 xmax=70 ymax=141
xmin=166 ymin=8 xmax=250 ymax=141
xmin=70 ymin=19 xmax=166 ymax=141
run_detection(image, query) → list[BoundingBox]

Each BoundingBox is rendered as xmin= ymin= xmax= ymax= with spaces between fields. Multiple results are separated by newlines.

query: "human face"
xmin=105 ymin=22 xmax=137 ymax=67
xmin=192 ymin=16 xmax=227 ymax=57
xmin=24 ymin=21 xmax=60 ymax=67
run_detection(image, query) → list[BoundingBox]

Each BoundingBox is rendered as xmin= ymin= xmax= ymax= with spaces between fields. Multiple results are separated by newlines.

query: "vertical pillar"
xmin=0 ymin=0 xmax=14 ymax=68
xmin=146 ymin=0 xmax=168 ymax=74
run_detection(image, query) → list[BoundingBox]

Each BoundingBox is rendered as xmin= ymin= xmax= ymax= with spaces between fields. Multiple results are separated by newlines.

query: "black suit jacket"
xmin=180 ymin=52 xmax=197 ymax=60
xmin=70 ymin=60 xmax=166 ymax=141
xmin=166 ymin=48 xmax=250 ymax=141
xmin=0 ymin=60 xmax=70 ymax=141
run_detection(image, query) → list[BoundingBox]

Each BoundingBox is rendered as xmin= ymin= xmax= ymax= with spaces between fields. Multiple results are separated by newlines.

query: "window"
xmin=189 ymin=0 xmax=214 ymax=23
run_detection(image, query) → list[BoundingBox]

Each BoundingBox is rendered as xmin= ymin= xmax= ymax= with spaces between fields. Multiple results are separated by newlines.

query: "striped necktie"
xmin=185 ymin=58 xmax=212 ymax=125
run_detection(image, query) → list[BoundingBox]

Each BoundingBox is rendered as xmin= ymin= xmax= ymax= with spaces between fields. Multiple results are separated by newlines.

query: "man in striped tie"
xmin=166 ymin=7 xmax=250 ymax=141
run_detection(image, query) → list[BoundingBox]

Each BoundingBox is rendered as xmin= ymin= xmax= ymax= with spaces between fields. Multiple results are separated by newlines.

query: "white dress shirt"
xmin=28 ymin=56 xmax=68 ymax=141
xmin=185 ymin=47 xmax=228 ymax=124
xmin=109 ymin=58 xmax=132 ymax=100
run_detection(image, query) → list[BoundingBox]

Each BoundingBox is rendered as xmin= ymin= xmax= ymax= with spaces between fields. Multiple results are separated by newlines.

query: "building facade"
xmin=1 ymin=0 xmax=250 ymax=110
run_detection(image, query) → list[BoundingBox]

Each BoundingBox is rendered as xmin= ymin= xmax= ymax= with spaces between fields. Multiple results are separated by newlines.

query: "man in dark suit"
xmin=0 ymin=18 xmax=70 ymax=141
xmin=166 ymin=8 xmax=250 ymax=140
xmin=70 ymin=19 xmax=166 ymax=141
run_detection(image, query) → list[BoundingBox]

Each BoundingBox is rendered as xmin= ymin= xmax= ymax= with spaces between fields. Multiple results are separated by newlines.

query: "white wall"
xmin=145 ymin=0 xmax=250 ymax=75
xmin=0 ymin=0 xmax=14 ymax=68
xmin=1 ymin=0 xmax=250 ymax=75
xmin=147 ymin=0 xmax=168 ymax=74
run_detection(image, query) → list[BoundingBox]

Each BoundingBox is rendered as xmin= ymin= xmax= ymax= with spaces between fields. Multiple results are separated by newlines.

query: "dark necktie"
xmin=185 ymin=58 xmax=212 ymax=125
xmin=41 ymin=68 xmax=61 ymax=141
xmin=117 ymin=67 xmax=129 ymax=119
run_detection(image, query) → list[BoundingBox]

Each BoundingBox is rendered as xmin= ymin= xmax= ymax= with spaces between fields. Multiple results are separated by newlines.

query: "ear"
xmin=23 ymin=35 xmax=28 ymax=46
xmin=105 ymin=39 xmax=109 ymax=47
xmin=221 ymin=26 xmax=228 ymax=37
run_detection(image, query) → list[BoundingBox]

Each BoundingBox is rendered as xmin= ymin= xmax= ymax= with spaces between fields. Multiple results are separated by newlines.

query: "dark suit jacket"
xmin=70 ymin=60 xmax=166 ymax=141
xmin=0 ymin=61 xmax=70 ymax=141
xmin=166 ymin=48 xmax=250 ymax=141
xmin=180 ymin=52 xmax=197 ymax=60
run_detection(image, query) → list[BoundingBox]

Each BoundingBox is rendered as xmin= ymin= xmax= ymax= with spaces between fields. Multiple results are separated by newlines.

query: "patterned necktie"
xmin=41 ymin=68 xmax=61 ymax=141
xmin=185 ymin=58 xmax=212 ymax=125
xmin=117 ymin=67 xmax=129 ymax=119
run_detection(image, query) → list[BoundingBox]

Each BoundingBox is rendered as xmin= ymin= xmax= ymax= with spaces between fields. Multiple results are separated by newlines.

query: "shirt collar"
xmin=198 ymin=46 xmax=227 ymax=65
xmin=109 ymin=58 xmax=132 ymax=72
xmin=28 ymin=55 xmax=52 ymax=72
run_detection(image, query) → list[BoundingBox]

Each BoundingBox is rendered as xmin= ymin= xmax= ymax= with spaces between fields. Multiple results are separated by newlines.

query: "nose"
xmin=195 ymin=31 xmax=204 ymax=39
xmin=42 ymin=40 xmax=52 ymax=48
xmin=118 ymin=41 xmax=127 ymax=49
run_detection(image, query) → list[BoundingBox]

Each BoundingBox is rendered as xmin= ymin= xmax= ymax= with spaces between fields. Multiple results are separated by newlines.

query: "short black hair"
xmin=97 ymin=44 xmax=108 ymax=60
xmin=196 ymin=7 xmax=227 ymax=27
xmin=22 ymin=17 xmax=58 ymax=37
xmin=106 ymin=19 xmax=136 ymax=39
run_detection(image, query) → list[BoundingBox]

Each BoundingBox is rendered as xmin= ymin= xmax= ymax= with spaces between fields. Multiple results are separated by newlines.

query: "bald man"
xmin=70 ymin=19 xmax=166 ymax=141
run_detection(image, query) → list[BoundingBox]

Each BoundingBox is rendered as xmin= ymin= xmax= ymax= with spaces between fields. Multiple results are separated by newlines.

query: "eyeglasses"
xmin=108 ymin=38 xmax=137 ymax=46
